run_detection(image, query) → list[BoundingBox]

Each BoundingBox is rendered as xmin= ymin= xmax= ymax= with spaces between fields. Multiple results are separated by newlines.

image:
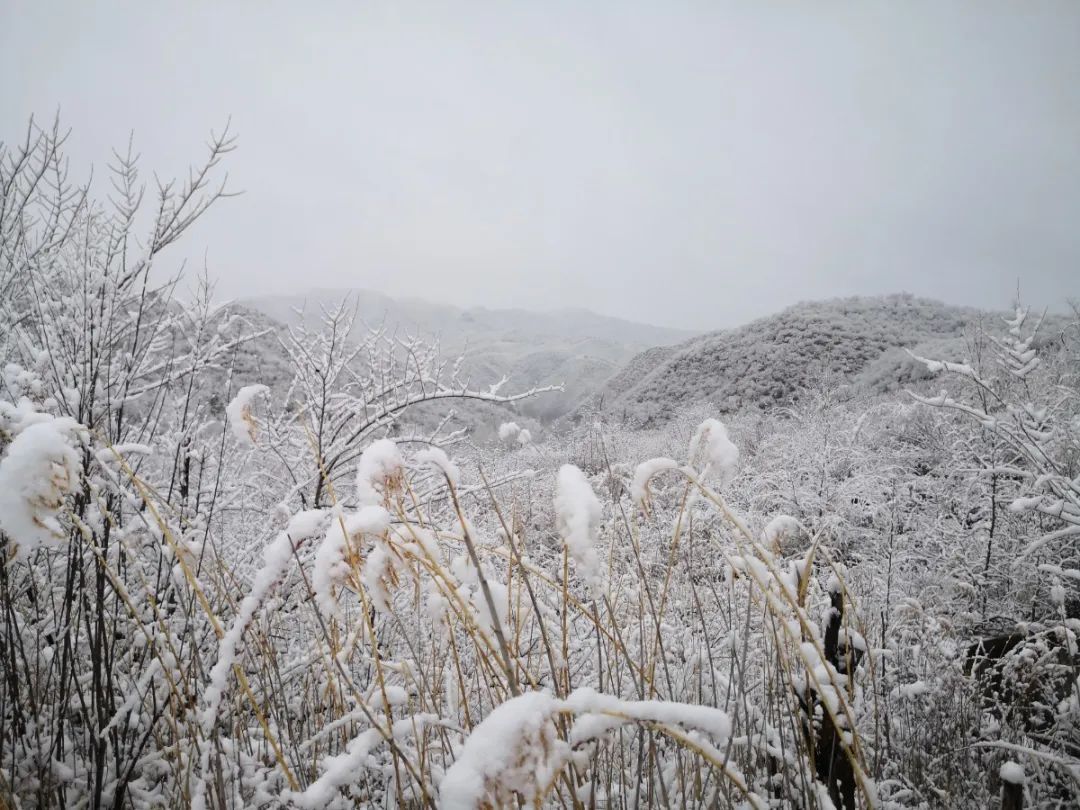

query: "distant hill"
xmin=201 ymin=291 xmax=1071 ymax=439
xmin=240 ymin=288 xmax=691 ymax=348
xmin=570 ymin=294 xmax=993 ymax=426
xmin=235 ymin=288 xmax=697 ymax=422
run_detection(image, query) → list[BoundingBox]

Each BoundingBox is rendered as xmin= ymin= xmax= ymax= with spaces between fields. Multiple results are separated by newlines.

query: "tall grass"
xmin=2 ymin=118 xmax=1077 ymax=809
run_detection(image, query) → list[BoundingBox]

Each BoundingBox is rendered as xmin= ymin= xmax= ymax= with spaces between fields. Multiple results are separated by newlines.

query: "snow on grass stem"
xmin=313 ymin=505 xmax=390 ymax=619
xmin=356 ymin=437 xmax=404 ymax=506
xmin=440 ymin=690 xmax=564 ymax=809
xmin=414 ymin=445 xmax=460 ymax=486
xmin=553 ymin=464 xmax=603 ymax=598
xmin=631 ymin=457 xmax=680 ymax=508
xmin=687 ymin=418 xmax=739 ymax=486
xmin=200 ymin=509 xmax=326 ymax=734
xmin=439 ymin=688 xmax=761 ymax=810
xmin=225 ymin=384 xmax=268 ymax=447
xmin=0 ymin=416 xmax=82 ymax=559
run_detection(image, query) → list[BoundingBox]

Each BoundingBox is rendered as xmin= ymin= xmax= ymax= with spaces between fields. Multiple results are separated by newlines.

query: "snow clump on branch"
xmin=440 ymin=690 xmax=564 ymax=809
xmin=0 ymin=415 xmax=83 ymax=559
xmin=313 ymin=506 xmax=391 ymax=619
xmin=355 ymin=438 xmax=404 ymax=507
xmin=415 ymin=446 xmax=461 ymax=486
xmin=225 ymin=384 xmax=268 ymax=447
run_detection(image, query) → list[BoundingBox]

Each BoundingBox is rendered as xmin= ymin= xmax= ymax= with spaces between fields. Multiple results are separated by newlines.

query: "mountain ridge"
xmin=568 ymin=293 xmax=1033 ymax=426
xmin=236 ymin=287 xmax=695 ymax=348
xmin=229 ymin=287 xmax=698 ymax=424
xmin=220 ymin=289 xmax=1063 ymax=434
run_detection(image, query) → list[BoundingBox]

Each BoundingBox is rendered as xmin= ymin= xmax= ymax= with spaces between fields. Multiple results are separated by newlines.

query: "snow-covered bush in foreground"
xmin=182 ymin=417 xmax=876 ymax=810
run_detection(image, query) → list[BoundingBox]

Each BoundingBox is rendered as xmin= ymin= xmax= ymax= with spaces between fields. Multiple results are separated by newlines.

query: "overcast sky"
xmin=3 ymin=1 xmax=1078 ymax=329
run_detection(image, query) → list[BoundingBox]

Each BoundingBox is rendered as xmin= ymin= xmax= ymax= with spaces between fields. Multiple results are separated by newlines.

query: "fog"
xmin=3 ymin=0 xmax=1078 ymax=328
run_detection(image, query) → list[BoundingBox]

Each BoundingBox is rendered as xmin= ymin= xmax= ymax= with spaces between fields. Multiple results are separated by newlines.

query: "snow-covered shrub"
xmin=2 ymin=115 xmax=1076 ymax=809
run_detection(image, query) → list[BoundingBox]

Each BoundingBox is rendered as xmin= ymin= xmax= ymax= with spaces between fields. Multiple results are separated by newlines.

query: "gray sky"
xmin=3 ymin=1 xmax=1079 ymax=330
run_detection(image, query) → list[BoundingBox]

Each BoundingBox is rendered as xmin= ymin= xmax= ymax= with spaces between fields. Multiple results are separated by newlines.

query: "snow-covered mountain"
xmin=568 ymin=294 xmax=1063 ymax=426
xmin=240 ymin=288 xmax=691 ymax=349
xmin=233 ymin=288 xmax=697 ymax=423
xmin=218 ymin=291 xmax=1069 ymax=436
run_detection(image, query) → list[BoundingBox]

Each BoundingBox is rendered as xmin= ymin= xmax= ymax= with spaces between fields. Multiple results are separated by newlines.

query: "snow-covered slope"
xmin=571 ymin=294 xmax=990 ymax=426
xmin=221 ymin=291 xmax=1066 ymax=435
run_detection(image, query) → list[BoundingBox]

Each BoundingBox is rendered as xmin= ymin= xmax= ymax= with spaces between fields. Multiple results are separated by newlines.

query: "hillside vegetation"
xmin=576 ymin=294 xmax=988 ymax=425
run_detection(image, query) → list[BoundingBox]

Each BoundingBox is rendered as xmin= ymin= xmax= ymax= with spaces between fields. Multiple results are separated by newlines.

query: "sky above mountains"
xmin=3 ymin=1 xmax=1079 ymax=329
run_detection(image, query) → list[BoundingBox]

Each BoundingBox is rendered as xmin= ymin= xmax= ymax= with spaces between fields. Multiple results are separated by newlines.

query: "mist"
xmin=3 ymin=0 xmax=1078 ymax=329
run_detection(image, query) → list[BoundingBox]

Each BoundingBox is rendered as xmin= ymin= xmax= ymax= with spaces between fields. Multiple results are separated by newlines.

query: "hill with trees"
xmin=572 ymin=294 xmax=1060 ymax=425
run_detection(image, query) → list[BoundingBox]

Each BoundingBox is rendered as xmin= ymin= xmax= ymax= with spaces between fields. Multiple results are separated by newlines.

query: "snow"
xmin=497 ymin=421 xmax=520 ymax=442
xmin=908 ymin=352 xmax=976 ymax=379
xmin=562 ymin=688 xmax=731 ymax=745
xmin=999 ymin=761 xmax=1026 ymax=785
xmin=425 ymin=579 xmax=450 ymax=624
xmin=762 ymin=515 xmax=803 ymax=556
xmin=472 ymin=580 xmax=509 ymax=633
xmin=688 ymin=418 xmax=739 ymax=486
xmin=94 ymin=443 xmax=153 ymax=464
xmin=1009 ymin=495 xmax=1044 ymax=513
xmin=893 ymin=681 xmax=928 ymax=699
xmin=517 ymin=428 xmax=532 ymax=445
xmin=440 ymin=690 xmax=564 ymax=809
xmin=415 ymin=446 xmax=460 ymax=486
xmin=839 ymin=628 xmax=867 ymax=653
xmin=1038 ymin=564 xmax=1080 ymax=582
xmin=368 ymin=684 xmax=408 ymax=709
xmin=362 ymin=543 xmax=397 ymax=613
xmin=200 ymin=509 xmax=327 ymax=733
xmin=294 ymin=714 xmax=437 ymax=808
xmin=569 ymin=712 xmax=623 ymax=745
xmin=631 ymin=457 xmax=680 ymax=504
xmin=397 ymin=523 xmax=440 ymax=559
xmin=827 ymin=572 xmax=843 ymax=595
xmin=553 ymin=464 xmax=603 ymax=597
xmin=0 ymin=417 xmax=82 ymax=558
xmin=225 ymin=384 xmax=268 ymax=447
xmin=1049 ymin=582 xmax=1066 ymax=606
xmin=0 ymin=397 xmax=51 ymax=435
xmin=286 ymin=508 xmax=330 ymax=539
xmin=51 ymin=758 xmax=74 ymax=783
xmin=313 ymin=506 xmax=390 ymax=618
xmin=355 ymin=438 xmax=404 ymax=506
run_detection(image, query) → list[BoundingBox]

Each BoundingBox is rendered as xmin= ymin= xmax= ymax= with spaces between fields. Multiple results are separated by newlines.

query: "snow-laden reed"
xmin=2 ymin=117 xmax=1077 ymax=809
